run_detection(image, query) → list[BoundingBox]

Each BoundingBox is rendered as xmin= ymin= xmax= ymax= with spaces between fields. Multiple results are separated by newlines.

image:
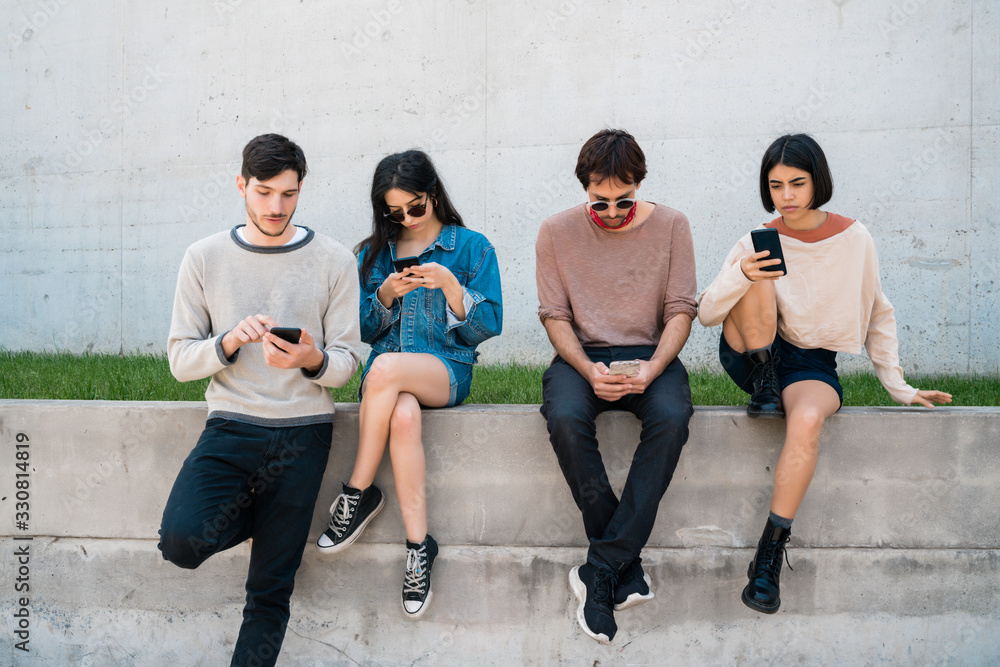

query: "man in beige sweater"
xmin=158 ymin=134 xmax=361 ymax=667
xmin=535 ymin=129 xmax=698 ymax=644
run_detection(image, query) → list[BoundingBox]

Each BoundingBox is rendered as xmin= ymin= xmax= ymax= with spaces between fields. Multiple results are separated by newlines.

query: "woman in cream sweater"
xmin=698 ymin=133 xmax=951 ymax=615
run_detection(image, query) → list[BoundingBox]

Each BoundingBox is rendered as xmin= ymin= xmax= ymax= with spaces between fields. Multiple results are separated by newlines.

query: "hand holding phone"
xmin=393 ymin=256 xmax=421 ymax=274
xmin=608 ymin=360 xmax=641 ymax=378
xmin=268 ymin=327 xmax=301 ymax=345
xmin=750 ymin=228 xmax=787 ymax=275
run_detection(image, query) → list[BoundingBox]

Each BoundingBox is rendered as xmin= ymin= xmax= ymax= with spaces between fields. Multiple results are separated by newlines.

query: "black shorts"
xmin=719 ymin=333 xmax=844 ymax=405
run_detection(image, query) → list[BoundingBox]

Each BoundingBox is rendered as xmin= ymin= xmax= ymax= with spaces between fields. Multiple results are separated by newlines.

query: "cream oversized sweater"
xmin=698 ymin=214 xmax=917 ymax=405
xmin=167 ymin=226 xmax=362 ymax=425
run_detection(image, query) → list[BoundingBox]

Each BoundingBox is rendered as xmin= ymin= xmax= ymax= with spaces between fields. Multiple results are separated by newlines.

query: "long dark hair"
xmin=355 ymin=150 xmax=465 ymax=284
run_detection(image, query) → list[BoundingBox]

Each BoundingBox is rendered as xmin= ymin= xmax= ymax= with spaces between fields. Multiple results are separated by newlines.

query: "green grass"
xmin=1 ymin=350 xmax=997 ymax=406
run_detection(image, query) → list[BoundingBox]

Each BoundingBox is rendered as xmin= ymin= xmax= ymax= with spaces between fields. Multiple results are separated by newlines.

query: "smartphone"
xmin=608 ymin=360 xmax=641 ymax=378
xmin=750 ymin=228 xmax=787 ymax=274
xmin=269 ymin=327 xmax=301 ymax=345
xmin=393 ymin=256 xmax=421 ymax=273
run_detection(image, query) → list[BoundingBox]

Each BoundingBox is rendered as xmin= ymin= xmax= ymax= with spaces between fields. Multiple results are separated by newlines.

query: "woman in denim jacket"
xmin=316 ymin=149 xmax=502 ymax=619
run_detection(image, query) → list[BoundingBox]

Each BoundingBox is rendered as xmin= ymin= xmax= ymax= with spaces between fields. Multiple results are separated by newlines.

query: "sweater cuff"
xmin=301 ymin=349 xmax=329 ymax=380
xmin=215 ymin=332 xmax=239 ymax=366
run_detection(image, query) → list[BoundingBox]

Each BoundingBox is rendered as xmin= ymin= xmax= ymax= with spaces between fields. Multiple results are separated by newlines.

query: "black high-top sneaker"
xmin=741 ymin=517 xmax=791 ymax=613
xmin=316 ymin=482 xmax=384 ymax=554
xmin=402 ymin=534 xmax=438 ymax=619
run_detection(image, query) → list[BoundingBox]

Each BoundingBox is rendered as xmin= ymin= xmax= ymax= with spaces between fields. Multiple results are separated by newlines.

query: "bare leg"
xmin=770 ymin=380 xmax=841 ymax=518
xmin=722 ymin=279 xmax=777 ymax=353
xmin=387 ymin=392 xmax=429 ymax=542
xmin=349 ymin=353 xmax=451 ymax=492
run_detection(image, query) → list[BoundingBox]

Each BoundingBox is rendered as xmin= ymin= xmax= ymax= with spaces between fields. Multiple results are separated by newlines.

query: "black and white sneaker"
xmin=569 ymin=562 xmax=617 ymax=644
xmin=401 ymin=534 xmax=438 ymax=619
xmin=614 ymin=557 xmax=654 ymax=611
xmin=316 ymin=482 xmax=384 ymax=554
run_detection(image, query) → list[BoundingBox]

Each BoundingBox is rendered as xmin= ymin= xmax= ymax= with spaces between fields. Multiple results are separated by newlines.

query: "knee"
xmin=389 ymin=395 xmax=422 ymax=439
xmin=364 ymin=354 xmax=400 ymax=393
xmin=647 ymin=401 xmax=693 ymax=437
xmin=787 ymin=407 xmax=827 ymax=438
xmin=158 ymin=522 xmax=211 ymax=570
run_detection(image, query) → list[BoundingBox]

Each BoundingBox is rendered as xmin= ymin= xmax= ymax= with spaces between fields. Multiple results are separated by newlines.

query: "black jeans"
xmin=540 ymin=347 xmax=692 ymax=572
xmin=158 ymin=418 xmax=332 ymax=667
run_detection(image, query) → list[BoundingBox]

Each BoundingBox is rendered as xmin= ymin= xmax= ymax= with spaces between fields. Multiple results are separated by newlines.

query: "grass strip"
xmin=1 ymin=351 xmax=997 ymax=406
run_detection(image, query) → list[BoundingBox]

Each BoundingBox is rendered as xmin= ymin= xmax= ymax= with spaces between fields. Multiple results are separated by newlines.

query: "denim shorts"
xmin=719 ymin=333 xmax=844 ymax=405
xmin=359 ymin=350 xmax=474 ymax=407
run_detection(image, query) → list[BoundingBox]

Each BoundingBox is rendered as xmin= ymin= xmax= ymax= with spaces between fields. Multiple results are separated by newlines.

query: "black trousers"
xmin=540 ymin=347 xmax=692 ymax=572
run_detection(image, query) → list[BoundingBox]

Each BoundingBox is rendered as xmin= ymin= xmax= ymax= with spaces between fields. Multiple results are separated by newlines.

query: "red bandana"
xmin=589 ymin=202 xmax=637 ymax=230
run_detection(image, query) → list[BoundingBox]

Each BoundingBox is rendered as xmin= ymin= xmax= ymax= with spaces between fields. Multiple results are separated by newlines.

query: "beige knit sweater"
xmin=167 ymin=226 xmax=362 ymax=425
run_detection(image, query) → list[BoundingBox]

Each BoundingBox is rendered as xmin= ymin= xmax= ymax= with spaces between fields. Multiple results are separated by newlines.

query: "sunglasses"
xmin=383 ymin=196 xmax=430 ymax=223
xmin=588 ymin=197 xmax=636 ymax=213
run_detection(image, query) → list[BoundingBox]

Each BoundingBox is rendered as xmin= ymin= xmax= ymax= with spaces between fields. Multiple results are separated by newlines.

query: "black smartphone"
xmin=269 ymin=327 xmax=301 ymax=345
xmin=750 ymin=228 xmax=787 ymax=274
xmin=393 ymin=256 xmax=421 ymax=273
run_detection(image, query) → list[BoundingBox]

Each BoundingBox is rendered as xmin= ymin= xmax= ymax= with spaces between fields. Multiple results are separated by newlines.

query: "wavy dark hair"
xmin=241 ymin=133 xmax=307 ymax=183
xmin=355 ymin=150 xmax=465 ymax=283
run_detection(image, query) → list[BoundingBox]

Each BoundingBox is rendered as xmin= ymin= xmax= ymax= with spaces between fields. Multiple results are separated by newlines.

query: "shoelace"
xmin=758 ymin=534 xmax=793 ymax=576
xmin=403 ymin=546 xmax=428 ymax=595
xmin=326 ymin=493 xmax=358 ymax=538
xmin=592 ymin=569 xmax=616 ymax=606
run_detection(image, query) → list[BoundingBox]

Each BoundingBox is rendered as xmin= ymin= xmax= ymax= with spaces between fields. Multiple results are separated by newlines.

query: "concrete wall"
xmin=3 ymin=0 xmax=999 ymax=375
xmin=1 ymin=401 xmax=998 ymax=664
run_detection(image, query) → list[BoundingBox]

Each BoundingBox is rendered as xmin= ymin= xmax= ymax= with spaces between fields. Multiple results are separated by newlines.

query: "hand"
xmin=376 ymin=270 xmax=422 ymax=305
xmin=402 ymin=262 xmax=459 ymax=292
xmin=589 ymin=362 xmax=633 ymax=402
xmin=740 ymin=250 xmax=784 ymax=282
xmin=222 ymin=314 xmax=277 ymax=357
xmin=909 ymin=389 xmax=953 ymax=409
xmin=262 ymin=327 xmax=324 ymax=371
xmin=623 ymin=360 xmax=659 ymax=394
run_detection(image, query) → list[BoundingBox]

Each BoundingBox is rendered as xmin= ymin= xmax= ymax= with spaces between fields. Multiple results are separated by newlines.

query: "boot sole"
xmin=569 ymin=567 xmax=612 ymax=645
xmin=316 ymin=495 xmax=385 ymax=555
xmin=747 ymin=408 xmax=785 ymax=419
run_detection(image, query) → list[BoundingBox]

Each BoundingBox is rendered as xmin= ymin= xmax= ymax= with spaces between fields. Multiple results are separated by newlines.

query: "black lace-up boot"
xmin=741 ymin=517 xmax=791 ymax=613
xmin=746 ymin=345 xmax=783 ymax=418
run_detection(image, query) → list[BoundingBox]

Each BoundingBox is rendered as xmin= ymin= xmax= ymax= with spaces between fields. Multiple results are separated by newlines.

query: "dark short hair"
xmin=241 ymin=134 xmax=308 ymax=183
xmin=575 ymin=129 xmax=647 ymax=190
xmin=759 ymin=134 xmax=833 ymax=212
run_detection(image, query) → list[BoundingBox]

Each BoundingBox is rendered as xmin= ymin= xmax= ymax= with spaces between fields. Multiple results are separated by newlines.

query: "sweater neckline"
xmin=230 ymin=225 xmax=315 ymax=254
xmin=765 ymin=213 xmax=854 ymax=243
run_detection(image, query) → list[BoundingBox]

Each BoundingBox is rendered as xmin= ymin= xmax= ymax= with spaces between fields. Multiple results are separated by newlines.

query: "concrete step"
xmin=5 ymin=538 xmax=998 ymax=666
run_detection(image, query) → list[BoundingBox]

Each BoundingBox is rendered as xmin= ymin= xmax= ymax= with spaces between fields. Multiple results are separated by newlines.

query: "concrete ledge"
xmin=1 ymin=401 xmax=997 ymax=549
xmin=1 ymin=401 xmax=998 ymax=664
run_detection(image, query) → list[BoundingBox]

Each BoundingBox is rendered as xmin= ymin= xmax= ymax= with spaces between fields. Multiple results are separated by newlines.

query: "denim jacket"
xmin=359 ymin=224 xmax=503 ymax=364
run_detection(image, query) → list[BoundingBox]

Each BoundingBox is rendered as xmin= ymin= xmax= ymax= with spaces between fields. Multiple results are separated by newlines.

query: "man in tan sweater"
xmin=158 ymin=134 xmax=361 ymax=667
xmin=535 ymin=129 xmax=698 ymax=644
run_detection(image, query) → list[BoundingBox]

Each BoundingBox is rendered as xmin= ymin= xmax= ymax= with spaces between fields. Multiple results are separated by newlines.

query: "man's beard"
xmin=247 ymin=203 xmax=295 ymax=237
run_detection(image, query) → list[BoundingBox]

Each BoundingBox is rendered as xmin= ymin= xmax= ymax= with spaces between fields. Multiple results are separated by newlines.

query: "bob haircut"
xmin=241 ymin=133 xmax=308 ymax=183
xmin=759 ymin=134 xmax=833 ymax=213
xmin=355 ymin=150 xmax=465 ymax=284
xmin=575 ymin=129 xmax=647 ymax=190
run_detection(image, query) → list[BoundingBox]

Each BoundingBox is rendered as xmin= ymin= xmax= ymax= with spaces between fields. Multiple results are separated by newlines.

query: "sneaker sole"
xmin=315 ymin=495 xmax=386 ymax=555
xmin=402 ymin=588 xmax=432 ymax=620
xmin=614 ymin=574 xmax=654 ymax=611
xmin=569 ymin=567 xmax=611 ymax=645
